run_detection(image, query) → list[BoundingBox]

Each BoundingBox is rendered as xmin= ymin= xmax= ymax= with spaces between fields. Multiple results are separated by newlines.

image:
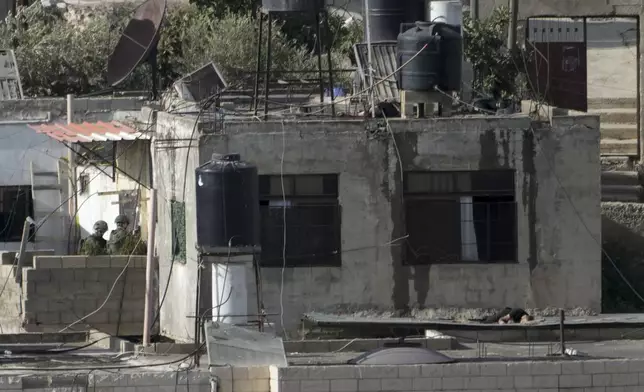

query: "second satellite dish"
xmin=107 ymin=0 xmax=167 ymax=97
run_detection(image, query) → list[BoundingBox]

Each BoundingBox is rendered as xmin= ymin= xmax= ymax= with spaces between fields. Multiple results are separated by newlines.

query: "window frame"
xmin=403 ymin=170 xmax=518 ymax=265
xmin=259 ymin=174 xmax=341 ymax=268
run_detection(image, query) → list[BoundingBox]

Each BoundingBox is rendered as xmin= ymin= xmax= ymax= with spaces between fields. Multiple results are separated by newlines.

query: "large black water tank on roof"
xmin=397 ymin=21 xmax=462 ymax=92
xmin=262 ymin=0 xmax=323 ymax=12
xmin=195 ymin=153 xmax=260 ymax=252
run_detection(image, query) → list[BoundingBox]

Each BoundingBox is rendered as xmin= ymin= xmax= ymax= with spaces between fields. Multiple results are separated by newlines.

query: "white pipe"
xmin=364 ymin=0 xmax=375 ymax=117
xmin=143 ymin=188 xmax=157 ymax=346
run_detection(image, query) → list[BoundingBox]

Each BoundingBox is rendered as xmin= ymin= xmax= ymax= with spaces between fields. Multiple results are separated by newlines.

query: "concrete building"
xmin=153 ymin=111 xmax=602 ymax=340
xmin=0 ymin=98 xmax=146 ymax=254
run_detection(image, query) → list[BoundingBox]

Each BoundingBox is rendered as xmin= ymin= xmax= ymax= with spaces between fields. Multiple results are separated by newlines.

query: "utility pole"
xmin=507 ymin=0 xmax=519 ymax=52
xmin=143 ymin=189 xmax=157 ymax=346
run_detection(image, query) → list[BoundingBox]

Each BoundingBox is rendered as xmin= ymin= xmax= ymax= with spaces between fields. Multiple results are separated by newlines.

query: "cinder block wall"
xmin=266 ymin=359 xmax=644 ymax=392
xmin=21 ymin=255 xmax=151 ymax=336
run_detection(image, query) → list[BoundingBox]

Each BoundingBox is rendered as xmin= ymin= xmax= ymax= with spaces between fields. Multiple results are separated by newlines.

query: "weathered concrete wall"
xmin=155 ymin=113 xmax=601 ymax=337
xmin=20 ymin=255 xmax=150 ymax=336
xmin=154 ymin=112 xmax=209 ymax=342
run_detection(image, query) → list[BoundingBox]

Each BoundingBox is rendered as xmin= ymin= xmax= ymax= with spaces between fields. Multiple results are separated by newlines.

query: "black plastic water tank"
xmin=365 ymin=0 xmax=406 ymax=41
xmin=195 ymin=153 xmax=260 ymax=251
xmin=262 ymin=0 xmax=323 ymax=12
xmin=397 ymin=22 xmax=462 ymax=92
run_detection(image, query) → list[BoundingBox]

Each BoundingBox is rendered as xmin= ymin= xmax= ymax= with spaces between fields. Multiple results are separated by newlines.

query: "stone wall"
xmin=21 ymin=255 xmax=150 ymax=336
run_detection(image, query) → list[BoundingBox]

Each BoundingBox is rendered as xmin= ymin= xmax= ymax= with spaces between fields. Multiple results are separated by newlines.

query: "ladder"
xmin=29 ymin=159 xmax=69 ymax=254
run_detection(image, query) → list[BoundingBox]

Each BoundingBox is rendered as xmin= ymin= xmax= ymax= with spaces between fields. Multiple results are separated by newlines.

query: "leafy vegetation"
xmin=0 ymin=2 xmax=362 ymax=97
xmin=462 ymin=6 xmax=528 ymax=101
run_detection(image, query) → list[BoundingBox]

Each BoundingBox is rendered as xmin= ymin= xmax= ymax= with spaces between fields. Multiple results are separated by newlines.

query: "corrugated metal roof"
xmin=353 ymin=41 xmax=400 ymax=102
xmin=29 ymin=121 xmax=148 ymax=143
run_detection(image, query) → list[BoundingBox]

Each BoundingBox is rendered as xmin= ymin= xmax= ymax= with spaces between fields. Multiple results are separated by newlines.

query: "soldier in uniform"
xmin=79 ymin=220 xmax=108 ymax=255
xmin=107 ymin=215 xmax=130 ymax=255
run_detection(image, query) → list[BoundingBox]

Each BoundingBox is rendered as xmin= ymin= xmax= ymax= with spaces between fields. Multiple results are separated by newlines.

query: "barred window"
xmin=259 ymin=174 xmax=341 ymax=267
xmin=403 ymin=170 xmax=516 ymax=264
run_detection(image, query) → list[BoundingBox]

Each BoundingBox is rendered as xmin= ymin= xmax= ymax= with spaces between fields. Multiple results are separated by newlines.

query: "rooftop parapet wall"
xmin=0 ymin=97 xmax=147 ymax=122
xmin=20 ymin=255 xmax=152 ymax=336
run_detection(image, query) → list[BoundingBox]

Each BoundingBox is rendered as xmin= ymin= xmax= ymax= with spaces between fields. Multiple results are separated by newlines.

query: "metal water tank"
xmin=365 ymin=0 xmax=406 ymax=41
xmin=195 ymin=153 xmax=259 ymax=251
xmin=262 ymin=0 xmax=324 ymax=12
xmin=397 ymin=22 xmax=462 ymax=92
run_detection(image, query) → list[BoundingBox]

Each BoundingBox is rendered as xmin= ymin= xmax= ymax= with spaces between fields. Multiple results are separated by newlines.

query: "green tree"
xmin=462 ymin=6 xmax=528 ymax=100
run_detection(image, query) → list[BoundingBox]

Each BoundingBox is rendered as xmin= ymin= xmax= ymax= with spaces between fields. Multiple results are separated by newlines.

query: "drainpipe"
xmin=143 ymin=188 xmax=157 ymax=346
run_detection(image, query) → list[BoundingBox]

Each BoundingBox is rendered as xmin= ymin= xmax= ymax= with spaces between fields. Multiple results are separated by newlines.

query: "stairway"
xmin=29 ymin=159 xmax=70 ymax=253
xmin=601 ymin=168 xmax=642 ymax=202
xmin=589 ymin=98 xmax=638 ymax=156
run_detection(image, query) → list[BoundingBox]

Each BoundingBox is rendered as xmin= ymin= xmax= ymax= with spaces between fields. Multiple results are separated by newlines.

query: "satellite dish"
xmin=107 ymin=0 xmax=167 ymax=98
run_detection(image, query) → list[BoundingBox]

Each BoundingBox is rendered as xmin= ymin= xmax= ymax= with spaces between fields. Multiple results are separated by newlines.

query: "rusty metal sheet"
xmin=526 ymin=18 xmax=587 ymax=112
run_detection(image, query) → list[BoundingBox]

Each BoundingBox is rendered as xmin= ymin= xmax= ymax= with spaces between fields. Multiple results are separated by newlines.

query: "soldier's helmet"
xmin=114 ymin=215 xmax=130 ymax=225
xmin=93 ymin=220 xmax=108 ymax=233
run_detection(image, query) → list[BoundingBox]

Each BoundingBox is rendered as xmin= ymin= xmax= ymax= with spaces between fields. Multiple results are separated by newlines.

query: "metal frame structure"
xmin=252 ymin=6 xmax=335 ymax=118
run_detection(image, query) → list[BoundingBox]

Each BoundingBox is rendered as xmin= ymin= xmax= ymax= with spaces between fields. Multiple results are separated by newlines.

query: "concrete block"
xmin=464 ymin=376 xmax=497 ymax=389
xmin=412 ymin=377 xmax=441 ymax=391
xmin=49 ymin=269 xmax=76 ymax=282
xmin=86 ymin=256 xmax=112 ymax=268
xmin=533 ymin=375 xmax=558 ymax=388
xmin=627 ymin=360 xmax=644 ymax=373
xmin=35 ymin=282 xmax=59 ymax=295
xmin=398 ymin=365 xmax=422 ymax=378
xmin=252 ymin=379 xmax=268 ymax=391
xmin=605 ymin=361 xmax=630 ymax=374
xmin=359 ymin=366 xmax=398 ymax=379
xmin=230 ymin=380 xmax=254 ymax=392
xmin=24 ymin=269 xmax=51 ymax=282
xmin=86 ymin=312 xmax=109 ymax=324
xmin=248 ymin=366 xmax=269 ymax=380
xmin=442 ymin=363 xmax=479 ymax=377
xmin=382 ymin=378 xmax=412 ymax=391
xmin=496 ymin=377 xmax=514 ymax=389
xmin=109 ymin=256 xmax=130 ymax=268
xmin=610 ymin=373 xmax=639 ymax=386
xmin=559 ymin=375 xmax=592 ymax=388
xmin=594 ymin=374 xmax=612 ymax=386
xmin=23 ymin=299 xmax=49 ymax=313
xmin=310 ymin=366 xmax=358 ymax=380
xmin=420 ymin=365 xmax=443 ymax=377
xmin=36 ymin=311 xmax=61 ymax=324
xmin=530 ymin=361 xmax=561 ymax=375
xmin=331 ymin=379 xmax=358 ymax=392
xmin=0 ymin=251 xmax=16 ymax=265
xmin=34 ymin=257 xmax=62 ymax=269
xmin=441 ymin=377 xmax=464 ymax=390
xmin=61 ymin=256 xmax=87 ymax=268
xmin=279 ymin=381 xmax=300 ymax=392
xmin=134 ymin=257 xmax=147 ymax=268
xmin=357 ymin=379 xmax=380 ymax=391
xmin=507 ymin=362 xmax=533 ymax=376
xmin=301 ymin=380 xmax=330 ymax=392
xmin=479 ymin=363 xmax=507 ymax=376
xmin=84 ymin=282 xmax=107 ymax=293
xmin=122 ymin=299 xmax=145 ymax=311
xmin=562 ymin=361 xmax=584 ymax=374
xmin=76 ymin=269 xmax=101 ymax=281
xmin=584 ymin=361 xmax=606 ymax=374
xmin=232 ymin=367 xmax=248 ymax=380
xmin=73 ymin=298 xmax=97 ymax=311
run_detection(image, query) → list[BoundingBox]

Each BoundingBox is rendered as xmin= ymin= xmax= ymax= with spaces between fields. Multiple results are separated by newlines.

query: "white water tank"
xmin=429 ymin=1 xmax=462 ymax=30
xmin=212 ymin=256 xmax=252 ymax=324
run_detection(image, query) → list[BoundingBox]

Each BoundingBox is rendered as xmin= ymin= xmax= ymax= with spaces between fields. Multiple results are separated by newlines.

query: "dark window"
xmin=74 ymin=142 xmax=115 ymax=165
xmin=403 ymin=170 xmax=516 ymax=264
xmin=259 ymin=174 xmax=341 ymax=267
xmin=0 ymin=186 xmax=34 ymax=242
xmin=170 ymin=200 xmax=186 ymax=262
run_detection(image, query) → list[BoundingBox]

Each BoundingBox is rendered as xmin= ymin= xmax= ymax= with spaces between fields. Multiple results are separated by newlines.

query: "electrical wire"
xmin=278 ymin=120 xmax=287 ymax=337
